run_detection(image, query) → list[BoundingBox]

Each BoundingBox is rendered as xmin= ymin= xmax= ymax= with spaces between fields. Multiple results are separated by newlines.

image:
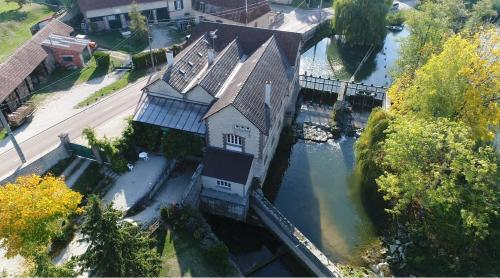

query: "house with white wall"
xmin=133 ymin=22 xmax=302 ymax=221
xmin=78 ymin=0 xmax=192 ymax=31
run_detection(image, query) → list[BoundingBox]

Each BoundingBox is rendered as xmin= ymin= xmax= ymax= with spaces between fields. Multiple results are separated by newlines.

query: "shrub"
xmin=132 ymin=122 xmax=163 ymax=152
xmin=132 ymin=49 xmax=167 ymax=70
xmin=162 ymin=129 xmax=204 ymax=159
xmin=386 ymin=11 xmax=406 ymax=26
xmin=93 ymin=51 xmax=111 ymax=68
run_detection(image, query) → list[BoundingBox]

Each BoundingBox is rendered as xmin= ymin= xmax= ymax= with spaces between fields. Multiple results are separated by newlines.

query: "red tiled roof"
xmin=0 ymin=20 xmax=73 ymax=102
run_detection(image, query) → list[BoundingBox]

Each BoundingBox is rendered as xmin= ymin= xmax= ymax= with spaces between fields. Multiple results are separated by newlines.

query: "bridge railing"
xmin=299 ymin=73 xmax=387 ymax=100
xmin=251 ymin=189 xmax=343 ymax=277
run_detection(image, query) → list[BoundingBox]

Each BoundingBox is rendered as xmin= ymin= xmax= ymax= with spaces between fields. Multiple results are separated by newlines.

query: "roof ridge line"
xmin=232 ymin=35 xmax=276 ymax=104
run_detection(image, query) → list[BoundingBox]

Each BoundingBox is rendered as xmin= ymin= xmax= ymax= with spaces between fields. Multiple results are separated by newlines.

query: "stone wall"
xmin=0 ymin=143 xmax=70 ymax=184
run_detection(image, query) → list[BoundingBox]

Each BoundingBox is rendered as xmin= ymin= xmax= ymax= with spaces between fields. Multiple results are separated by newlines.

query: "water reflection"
xmin=300 ymin=28 xmax=410 ymax=87
xmin=266 ymin=138 xmax=377 ymax=265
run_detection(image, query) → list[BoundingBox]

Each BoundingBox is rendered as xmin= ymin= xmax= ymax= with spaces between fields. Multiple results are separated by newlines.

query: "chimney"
xmin=208 ymin=49 xmax=215 ymax=65
xmin=166 ymin=51 xmax=174 ymax=67
xmin=265 ymin=81 xmax=272 ymax=108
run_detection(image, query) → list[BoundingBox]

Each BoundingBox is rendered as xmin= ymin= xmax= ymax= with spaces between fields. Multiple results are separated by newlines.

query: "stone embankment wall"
xmin=0 ymin=143 xmax=69 ymax=184
xmin=181 ymin=164 xmax=204 ymax=208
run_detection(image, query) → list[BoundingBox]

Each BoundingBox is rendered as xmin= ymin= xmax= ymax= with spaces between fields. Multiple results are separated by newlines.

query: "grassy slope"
xmin=0 ymin=0 xmax=54 ymax=62
xmin=31 ymin=53 xmax=123 ymax=104
xmin=75 ymin=68 xmax=147 ymax=108
xmin=158 ymin=228 xmax=240 ymax=277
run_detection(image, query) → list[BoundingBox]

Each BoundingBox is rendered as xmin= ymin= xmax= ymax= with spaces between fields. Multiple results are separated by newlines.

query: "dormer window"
xmin=179 ymin=69 xmax=186 ymax=75
xmin=188 ymin=61 xmax=194 ymax=67
xmin=197 ymin=51 xmax=203 ymax=57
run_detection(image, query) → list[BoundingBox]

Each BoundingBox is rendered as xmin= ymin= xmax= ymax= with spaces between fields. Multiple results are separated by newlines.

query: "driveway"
xmin=149 ymin=24 xmax=186 ymax=50
xmin=271 ymin=4 xmax=334 ymax=33
xmin=0 ymin=74 xmax=152 ymax=181
xmin=0 ymin=70 xmax=126 ymax=153
xmin=125 ymin=163 xmax=198 ymax=225
xmin=104 ymin=156 xmax=169 ymax=212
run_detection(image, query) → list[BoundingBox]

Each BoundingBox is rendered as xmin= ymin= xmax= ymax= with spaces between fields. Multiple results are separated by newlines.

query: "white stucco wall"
xmin=206 ymin=105 xmax=260 ymax=158
xmin=85 ymin=1 xmax=168 ymax=18
xmin=168 ymin=0 xmax=194 ymax=19
xmin=186 ymin=85 xmax=214 ymax=104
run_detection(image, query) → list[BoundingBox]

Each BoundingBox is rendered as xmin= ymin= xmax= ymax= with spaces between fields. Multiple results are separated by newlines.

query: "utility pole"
xmin=319 ymin=0 xmax=323 ymax=22
xmin=0 ymin=112 xmax=26 ymax=164
xmin=146 ymin=13 xmax=156 ymax=72
xmin=245 ymin=0 xmax=248 ymax=24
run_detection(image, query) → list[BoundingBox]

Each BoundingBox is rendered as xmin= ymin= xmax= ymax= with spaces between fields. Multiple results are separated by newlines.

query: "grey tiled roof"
xmin=202 ymin=147 xmax=254 ymax=184
xmin=204 ymin=36 xmax=292 ymax=135
xmin=199 ymin=39 xmax=243 ymax=96
xmin=163 ymin=33 xmax=211 ymax=93
xmin=189 ymin=22 xmax=302 ymax=66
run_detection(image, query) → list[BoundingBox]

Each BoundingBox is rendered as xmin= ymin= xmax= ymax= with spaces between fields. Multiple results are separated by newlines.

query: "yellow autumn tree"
xmin=0 ymin=175 xmax=82 ymax=258
xmin=388 ymin=29 xmax=500 ymax=140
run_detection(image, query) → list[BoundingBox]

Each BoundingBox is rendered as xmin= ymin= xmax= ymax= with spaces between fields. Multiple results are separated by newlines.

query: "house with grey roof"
xmin=134 ymin=22 xmax=302 ymax=221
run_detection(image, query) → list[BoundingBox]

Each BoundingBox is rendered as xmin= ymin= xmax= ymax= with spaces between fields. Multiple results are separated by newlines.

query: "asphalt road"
xmin=0 ymin=77 xmax=150 ymax=181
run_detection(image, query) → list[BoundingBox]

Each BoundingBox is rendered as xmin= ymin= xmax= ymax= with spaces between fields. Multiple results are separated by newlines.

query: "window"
xmin=216 ymin=180 xmax=231 ymax=190
xmin=62 ymin=56 xmax=73 ymax=62
xmin=174 ymin=0 xmax=184 ymax=10
xmin=226 ymin=134 xmax=242 ymax=146
xmin=199 ymin=1 xmax=206 ymax=12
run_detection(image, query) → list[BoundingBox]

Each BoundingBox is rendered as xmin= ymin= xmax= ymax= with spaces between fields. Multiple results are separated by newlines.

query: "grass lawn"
xmin=0 ymin=128 xmax=7 ymax=141
xmin=31 ymin=53 xmax=124 ymax=105
xmin=157 ymin=227 xmax=240 ymax=277
xmin=0 ymin=0 xmax=55 ymax=62
xmin=75 ymin=68 xmax=148 ymax=108
xmin=72 ymin=162 xmax=106 ymax=196
xmin=88 ymin=31 xmax=148 ymax=54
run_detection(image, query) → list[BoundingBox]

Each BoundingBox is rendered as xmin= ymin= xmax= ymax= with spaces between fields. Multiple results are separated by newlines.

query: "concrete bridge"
xmin=299 ymin=74 xmax=390 ymax=110
xmin=251 ymin=189 xmax=343 ymax=277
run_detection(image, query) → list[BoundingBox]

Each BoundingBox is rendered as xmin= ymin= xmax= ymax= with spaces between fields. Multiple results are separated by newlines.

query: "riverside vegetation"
xmin=355 ymin=0 xmax=499 ymax=275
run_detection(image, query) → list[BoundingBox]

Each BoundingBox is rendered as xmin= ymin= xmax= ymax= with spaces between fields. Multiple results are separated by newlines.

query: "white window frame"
xmin=226 ymin=134 xmax=242 ymax=146
xmin=216 ymin=180 xmax=231 ymax=190
xmin=61 ymin=55 xmax=74 ymax=62
xmin=174 ymin=0 xmax=184 ymax=10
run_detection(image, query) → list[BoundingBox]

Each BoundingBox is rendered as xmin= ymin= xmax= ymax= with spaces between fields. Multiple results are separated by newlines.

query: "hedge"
xmin=131 ymin=44 xmax=184 ymax=70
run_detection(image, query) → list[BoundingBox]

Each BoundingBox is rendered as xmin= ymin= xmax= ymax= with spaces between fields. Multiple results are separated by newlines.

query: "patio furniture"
xmin=139 ymin=152 xmax=149 ymax=161
xmin=127 ymin=163 xmax=134 ymax=171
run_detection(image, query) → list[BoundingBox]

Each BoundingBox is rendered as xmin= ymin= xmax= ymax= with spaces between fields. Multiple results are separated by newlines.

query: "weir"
xmin=299 ymin=74 xmax=388 ymax=109
xmin=250 ymin=189 xmax=343 ymax=277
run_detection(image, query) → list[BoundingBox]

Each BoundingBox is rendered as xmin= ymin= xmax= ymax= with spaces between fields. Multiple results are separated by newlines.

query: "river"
xmin=208 ymin=28 xmax=410 ymax=275
xmin=263 ymin=28 xmax=410 ymax=266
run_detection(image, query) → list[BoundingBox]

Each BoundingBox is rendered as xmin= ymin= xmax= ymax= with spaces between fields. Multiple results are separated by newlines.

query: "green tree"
xmin=393 ymin=0 xmax=456 ymax=77
xmin=59 ymin=0 xmax=77 ymax=9
xmin=389 ymin=32 xmax=500 ymax=140
xmin=79 ymin=196 xmax=160 ymax=277
xmin=162 ymin=129 xmax=204 ymax=159
xmin=129 ymin=1 xmax=148 ymax=43
xmin=333 ymin=0 xmax=389 ymax=46
xmin=32 ymin=251 xmax=77 ymax=277
xmin=5 ymin=0 xmax=27 ymax=9
xmin=465 ymin=0 xmax=498 ymax=29
xmin=376 ymin=117 xmax=500 ymax=274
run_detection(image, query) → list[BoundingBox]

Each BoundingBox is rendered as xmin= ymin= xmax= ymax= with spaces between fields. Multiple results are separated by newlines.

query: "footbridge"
xmin=299 ymin=74 xmax=390 ymax=110
xmin=251 ymin=189 xmax=343 ymax=277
